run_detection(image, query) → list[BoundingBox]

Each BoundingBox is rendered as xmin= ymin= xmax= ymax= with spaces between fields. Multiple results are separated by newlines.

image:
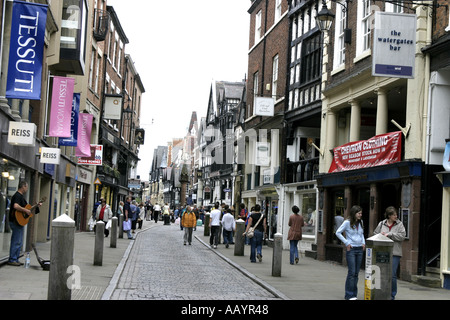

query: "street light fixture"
xmin=315 ymin=0 xmax=335 ymax=32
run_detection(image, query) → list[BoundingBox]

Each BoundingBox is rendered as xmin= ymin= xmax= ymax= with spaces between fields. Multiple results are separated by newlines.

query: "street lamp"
xmin=315 ymin=0 xmax=335 ymax=32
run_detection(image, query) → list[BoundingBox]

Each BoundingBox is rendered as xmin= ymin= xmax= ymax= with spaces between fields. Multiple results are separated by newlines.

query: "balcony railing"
xmin=286 ymin=157 xmax=319 ymax=183
xmin=93 ymin=9 xmax=110 ymax=41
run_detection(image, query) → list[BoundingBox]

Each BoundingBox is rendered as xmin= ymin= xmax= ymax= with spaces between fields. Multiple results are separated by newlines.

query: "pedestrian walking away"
xmin=182 ymin=206 xmax=197 ymax=245
xmin=96 ymin=199 xmax=113 ymax=237
xmin=221 ymin=208 xmax=236 ymax=248
xmin=209 ymin=202 xmax=222 ymax=248
xmin=123 ymin=197 xmax=133 ymax=239
xmin=335 ymin=205 xmax=366 ymax=300
xmin=8 ymin=181 xmax=42 ymax=266
xmin=287 ymin=205 xmax=304 ymax=264
xmin=153 ymin=203 xmax=161 ymax=223
xmin=163 ymin=202 xmax=171 ymax=225
xmin=373 ymin=206 xmax=406 ymax=300
xmin=243 ymin=204 xmax=266 ymax=263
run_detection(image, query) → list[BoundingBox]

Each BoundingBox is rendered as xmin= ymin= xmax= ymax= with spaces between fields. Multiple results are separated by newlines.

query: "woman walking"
xmin=335 ymin=205 xmax=365 ymax=300
xmin=243 ymin=204 xmax=266 ymax=263
xmin=287 ymin=205 xmax=304 ymax=264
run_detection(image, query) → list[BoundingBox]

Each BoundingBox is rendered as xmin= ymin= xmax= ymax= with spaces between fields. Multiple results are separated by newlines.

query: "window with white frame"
xmin=255 ymin=10 xmax=262 ymax=42
xmin=334 ymin=2 xmax=346 ymax=68
xmin=252 ymin=71 xmax=259 ymax=116
xmin=275 ymin=0 xmax=282 ymax=22
xmin=386 ymin=1 xmax=403 ymax=13
xmin=272 ymin=54 xmax=279 ymax=98
xmin=361 ymin=0 xmax=372 ymax=53
xmin=88 ymin=49 xmax=94 ymax=88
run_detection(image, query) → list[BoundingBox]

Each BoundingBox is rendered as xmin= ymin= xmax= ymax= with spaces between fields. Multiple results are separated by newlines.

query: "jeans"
xmin=9 ymin=222 xmax=24 ymax=263
xmin=392 ymin=255 xmax=401 ymax=300
xmin=210 ymin=225 xmax=220 ymax=246
xmin=249 ymin=230 xmax=263 ymax=262
xmin=345 ymin=246 xmax=364 ymax=300
xmin=184 ymin=227 xmax=193 ymax=244
xmin=289 ymin=240 xmax=299 ymax=264
xmin=223 ymin=229 xmax=234 ymax=245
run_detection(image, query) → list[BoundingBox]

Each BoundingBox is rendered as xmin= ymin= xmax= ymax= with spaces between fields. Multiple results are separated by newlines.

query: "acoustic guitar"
xmin=15 ymin=197 xmax=46 ymax=226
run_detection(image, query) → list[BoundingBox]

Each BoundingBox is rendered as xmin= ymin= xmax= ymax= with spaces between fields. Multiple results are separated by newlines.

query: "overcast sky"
xmin=107 ymin=0 xmax=250 ymax=179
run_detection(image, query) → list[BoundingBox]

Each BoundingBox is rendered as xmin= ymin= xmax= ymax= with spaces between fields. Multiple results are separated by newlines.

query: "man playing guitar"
xmin=8 ymin=181 xmax=41 ymax=266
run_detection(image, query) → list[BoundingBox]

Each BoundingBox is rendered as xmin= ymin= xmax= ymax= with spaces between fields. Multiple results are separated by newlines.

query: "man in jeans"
xmin=209 ymin=202 xmax=222 ymax=248
xmin=221 ymin=209 xmax=236 ymax=248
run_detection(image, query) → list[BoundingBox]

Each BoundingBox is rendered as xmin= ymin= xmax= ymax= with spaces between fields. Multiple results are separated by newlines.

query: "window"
xmin=301 ymin=34 xmax=321 ymax=83
xmin=88 ymin=49 xmax=94 ymax=88
xmin=360 ymin=0 xmax=371 ymax=53
xmin=275 ymin=0 xmax=282 ymax=22
xmin=255 ymin=10 xmax=262 ymax=42
xmin=272 ymin=55 xmax=278 ymax=98
xmin=334 ymin=2 xmax=346 ymax=68
xmin=386 ymin=1 xmax=403 ymax=13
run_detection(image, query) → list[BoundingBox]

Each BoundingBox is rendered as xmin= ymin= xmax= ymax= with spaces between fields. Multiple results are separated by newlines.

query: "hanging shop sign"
xmin=329 ymin=131 xmax=402 ymax=173
xmin=59 ymin=93 xmax=80 ymax=147
xmin=103 ymin=94 xmax=122 ymax=120
xmin=77 ymin=144 xmax=103 ymax=166
xmin=7 ymin=121 xmax=36 ymax=146
xmin=6 ymin=1 xmax=48 ymax=100
xmin=372 ymin=12 xmax=416 ymax=79
xmin=255 ymin=97 xmax=274 ymax=116
xmin=49 ymin=76 xmax=75 ymax=137
xmin=255 ymin=142 xmax=271 ymax=167
xmin=40 ymin=147 xmax=61 ymax=165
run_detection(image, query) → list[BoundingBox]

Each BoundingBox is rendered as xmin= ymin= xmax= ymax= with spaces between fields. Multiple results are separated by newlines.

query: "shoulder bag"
xmin=246 ymin=214 xmax=264 ymax=238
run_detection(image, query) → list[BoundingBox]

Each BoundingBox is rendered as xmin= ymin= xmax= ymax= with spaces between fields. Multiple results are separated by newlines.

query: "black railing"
xmin=93 ymin=9 xmax=110 ymax=41
xmin=286 ymin=157 xmax=319 ymax=183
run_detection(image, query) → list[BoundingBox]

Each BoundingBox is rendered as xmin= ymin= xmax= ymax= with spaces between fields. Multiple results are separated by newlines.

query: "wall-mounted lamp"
xmin=316 ymin=0 xmax=352 ymax=44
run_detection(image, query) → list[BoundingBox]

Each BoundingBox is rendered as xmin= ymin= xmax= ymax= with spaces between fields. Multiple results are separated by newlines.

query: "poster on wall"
xmin=77 ymin=144 xmax=103 ymax=166
xmin=329 ymin=131 xmax=402 ymax=173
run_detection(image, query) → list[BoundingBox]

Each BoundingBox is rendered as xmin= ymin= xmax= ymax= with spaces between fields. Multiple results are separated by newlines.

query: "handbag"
xmin=123 ymin=219 xmax=131 ymax=231
xmin=246 ymin=214 xmax=264 ymax=238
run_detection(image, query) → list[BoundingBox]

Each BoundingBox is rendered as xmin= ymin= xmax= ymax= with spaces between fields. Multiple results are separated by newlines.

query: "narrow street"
xmin=109 ymin=223 xmax=280 ymax=300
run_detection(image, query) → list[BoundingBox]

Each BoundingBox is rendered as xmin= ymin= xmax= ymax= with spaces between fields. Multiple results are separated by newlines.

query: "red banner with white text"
xmin=329 ymin=131 xmax=402 ymax=173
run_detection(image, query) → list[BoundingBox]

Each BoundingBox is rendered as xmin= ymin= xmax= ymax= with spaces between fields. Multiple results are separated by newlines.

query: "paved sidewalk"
xmin=0 ymin=221 xmax=449 ymax=300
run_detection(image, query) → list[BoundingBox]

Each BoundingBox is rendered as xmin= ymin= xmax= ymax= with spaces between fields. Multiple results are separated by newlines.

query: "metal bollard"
xmin=272 ymin=233 xmax=282 ymax=277
xmin=48 ymin=214 xmax=75 ymax=300
xmin=119 ymin=214 xmax=124 ymax=239
xmin=94 ymin=221 xmax=104 ymax=266
xmin=234 ymin=219 xmax=245 ymax=256
xmin=110 ymin=217 xmax=118 ymax=248
xmin=204 ymin=213 xmax=210 ymax=236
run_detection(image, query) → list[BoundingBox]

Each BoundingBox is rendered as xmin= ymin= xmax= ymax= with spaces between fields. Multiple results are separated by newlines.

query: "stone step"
xmin=411 ymin=275 xmax=441 ymax=288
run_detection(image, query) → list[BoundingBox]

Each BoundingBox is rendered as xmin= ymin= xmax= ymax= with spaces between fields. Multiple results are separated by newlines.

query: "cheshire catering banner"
xmin=59 ymin=93 xmax=80 ymax=147
xmin=328 ymin=131 xmax=402 ymax=173
xmin=49 ymin=76 xmax=75 ymax=137
xmin=6 ymin=1 xmax=48 ymax=100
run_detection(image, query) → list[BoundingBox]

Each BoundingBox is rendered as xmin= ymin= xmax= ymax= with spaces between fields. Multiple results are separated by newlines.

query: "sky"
xmin=107 ymin=0 xmax=250 ymax=180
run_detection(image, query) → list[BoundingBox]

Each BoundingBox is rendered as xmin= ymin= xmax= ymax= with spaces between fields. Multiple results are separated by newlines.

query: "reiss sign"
xmin=6 ymin=1 xmax=48 ymax=100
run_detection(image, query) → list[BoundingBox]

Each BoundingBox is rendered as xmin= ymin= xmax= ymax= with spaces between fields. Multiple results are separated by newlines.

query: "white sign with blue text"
xmin=372 ymin=12 xmax=416 ymax=79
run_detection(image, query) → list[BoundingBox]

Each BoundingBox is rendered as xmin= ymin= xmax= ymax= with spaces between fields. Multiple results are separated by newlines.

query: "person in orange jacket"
xmin=182 ymin=206 xmax=197 ymax=245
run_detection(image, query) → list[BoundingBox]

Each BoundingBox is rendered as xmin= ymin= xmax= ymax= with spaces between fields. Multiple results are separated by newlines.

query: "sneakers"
xmin=295 ymin=257 xmax=299 ymax=264
xmin=7 ymin=261 xmax=22 ymax=266
xmin=349 ymin=297 xmax=358 ymax=300
xmin=257 ymin=253 xmax=262 ymax=262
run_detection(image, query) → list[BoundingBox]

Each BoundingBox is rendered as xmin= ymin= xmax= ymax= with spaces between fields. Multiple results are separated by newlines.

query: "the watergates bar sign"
xmin=329 ymin=131 xmax=402 ymax=173
xmin=372 ymin=12 xmax=416 ymax=79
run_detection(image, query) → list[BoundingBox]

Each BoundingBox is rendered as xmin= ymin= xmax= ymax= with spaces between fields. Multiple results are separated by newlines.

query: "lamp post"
xmin=315 ymin=0 xmax=352 ymax=44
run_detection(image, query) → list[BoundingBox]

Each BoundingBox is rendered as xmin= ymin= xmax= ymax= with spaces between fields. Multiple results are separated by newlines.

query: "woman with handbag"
xmin=96 ymin=199 xmax=112 ymax=237
xmin=243 ymin=204 xmax=266 ymax=263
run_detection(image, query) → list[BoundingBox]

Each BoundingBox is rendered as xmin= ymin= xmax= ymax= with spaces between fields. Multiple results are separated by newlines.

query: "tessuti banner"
xmin=6 ymin=1 xmax=48 ymax=100
xmin=75 ymin=113 xmax=93 ymax=157
xmin=49 ymin=76 xmax=75 ymax=137
xmin=59 ymin=93 xmax=80 ymax=147
xmin=329 ymin=131 xmax=402 ymax=173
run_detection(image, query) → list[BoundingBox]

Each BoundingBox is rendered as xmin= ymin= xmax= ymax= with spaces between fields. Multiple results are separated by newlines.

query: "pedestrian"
xmin=123 ymin=197 xmax=133 ymax=239
xmin=182 ymin=206 xmax=197 ymax=245
xmin=163 ymin=202 xmax=171 ymax=225
xmin=334 ymin=211 xmax=344 ymax=244
xmin=96 ymin=199 xmax=112 ymax=237
xmin=238 ymin=203 xmax=247 ymax=221
xmin=221 ymin=208 xmax=236 ymax=248
xmin=180 ymin=205 xmax=186 ymax=230
xmin=153 ymin=203 xmax=161 ymax=223
xmin=8 ymin=181 xmax=42 ymax=266
xmin=335 ymin=205 xmax=366 ymax=300
xmin=130 ymin=200 xmax=138 ymax=233
xmin=373 ymin=206 xmax=406 ymax=300
xmin=209 ymin=202 xmax=222 ymax=248
xmin=243 ymin=204 xmax=266 ymax=263
xmin=137 ymin=203 xmax=145 ymax=229
xmin=244 ymin=207 xmax=254 ymax=245
xmin=118 ymin=201 xmax=124 ymax=219
xmin=287 ymin=205 xmax=304 ymax=264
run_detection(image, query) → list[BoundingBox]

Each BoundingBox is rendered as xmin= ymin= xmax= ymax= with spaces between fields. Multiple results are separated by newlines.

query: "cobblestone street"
xmin=109 ymin=224 xmax=280 ymax=300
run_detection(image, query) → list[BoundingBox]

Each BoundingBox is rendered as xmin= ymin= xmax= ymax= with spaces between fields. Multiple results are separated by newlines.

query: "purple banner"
xmin=49 ymin=76 xmax=75 ymax=137
xmin=75 ymin=113 xmax=93 ymax=157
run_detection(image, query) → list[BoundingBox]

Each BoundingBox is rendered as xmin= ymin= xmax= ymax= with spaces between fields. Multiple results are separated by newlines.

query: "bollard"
xmin=234 ymin=219 xmax=245 ymax=256
xmin=272 ymin=233 xmax=282 ymax=277
xmin=94 ymin=221 xmax=104 ymax=266
xmin=48 ymin=214 xmax=75 ymax=300
xmin=119 ymin=214 xmax=124 ymax=239
xmin=110 ymin=217 xmax=118 ymax=248
xmin=204 ymin=213 xmax=210 ymax=236
xmin=364 ymin=233 xmax=394 ymax=300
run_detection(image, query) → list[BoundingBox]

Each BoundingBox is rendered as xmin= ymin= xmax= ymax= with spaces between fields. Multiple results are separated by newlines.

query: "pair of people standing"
xmin=335 ymin=205 xmax=406 ymax=300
